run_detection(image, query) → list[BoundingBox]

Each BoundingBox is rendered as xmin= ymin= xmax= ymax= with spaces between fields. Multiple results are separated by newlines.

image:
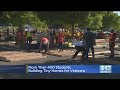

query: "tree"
xmin=89 ymin=11 xmax=105 ymax=30
xmin=0 ymin=11 xmax=48 ymax=30
xmin=102 ymin=11 xmax=120 ymax=30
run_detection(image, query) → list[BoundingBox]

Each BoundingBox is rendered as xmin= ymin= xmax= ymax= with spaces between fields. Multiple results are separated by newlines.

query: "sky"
xmin=114 ymin=11 xmax=120 ymax=16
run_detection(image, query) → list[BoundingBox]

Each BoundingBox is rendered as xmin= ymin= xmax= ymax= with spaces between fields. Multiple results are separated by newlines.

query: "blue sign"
xmin=26 ymin=65 xmax=113 ymax=74
xmin=0 ymin=65 xmax=120 ymax=73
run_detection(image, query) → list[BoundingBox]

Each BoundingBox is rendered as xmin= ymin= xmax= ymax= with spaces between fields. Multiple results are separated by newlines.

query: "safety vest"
xmin=26 ymin=32 xmax=31 ymax=37
xmin=77 ymin=32 xmax=80 ymax=36
xmin=109 ymin=32 xmax=117 ymax=42
xmin=58 ymin=33 xmax=64 ymax=42
xmin=41 ymin=38 xmax=49 ymax=45
xmin=80 ymin=32 xmax=83 ymax=39
xmin=64 ymin=32 xmax=67 ymax=36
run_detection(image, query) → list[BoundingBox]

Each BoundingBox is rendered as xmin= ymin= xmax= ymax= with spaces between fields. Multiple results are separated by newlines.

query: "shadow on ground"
xmin=95 ymin=56 xmax=120 ymax=61
xmin=0 ymin=44 xmax=22 ymax=51
xmin=105 ymin=57 xmax=120 ymax=62
xmin=0 ymin=56 xmax=11 ymax=62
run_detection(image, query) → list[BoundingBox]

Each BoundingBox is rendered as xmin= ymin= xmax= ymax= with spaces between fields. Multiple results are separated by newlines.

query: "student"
xmin=72 ymin=39 xmax=86 ymax=60
xmin=0 ymin=31 xmax=1 ymax=37
xmin=17 ymin=28 xmax=24 ymax=49
xmin=35 ymin=31 xmax=42 ymax=48
xmin=39 ymin=35 xmax=49 ymax=53
xmin=58 ymin=29 xmax=65 ymax=52
xmin=109 ymin=29 xmax=117 ymax=58
xmin=83 ymin=28 xmax=96 ymax=61
xmin=26 ymin=31 xmax=32 ymax=51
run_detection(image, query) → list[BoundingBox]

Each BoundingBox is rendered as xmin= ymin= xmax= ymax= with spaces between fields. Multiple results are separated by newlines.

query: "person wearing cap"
xmin=109 ymin=29 xmax=117 ymax=58
xmin=83 ymin=28 xmax=96 ymax=61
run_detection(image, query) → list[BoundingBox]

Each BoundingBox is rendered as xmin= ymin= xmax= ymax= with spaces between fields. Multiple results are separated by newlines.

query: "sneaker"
xmin=109 ymin=55 xmax=114 ymax=58
xmin=81 ymin=57 xmax=85 ymax=60
xmin=69 ymin=57 xmax=75 ymax=60
xmin=84 ymin=59 xmax=89 ymax=64
xmin=68 ymin=59 xmax=73 ymax=61
xmin=92 ymin=55 xmax=95 ymax=59
xmin=72 ymin=57 xmax=75 ymax=60
xmin=92 ymin=56 xmax=95 ymax=60
xmin=85 ymin=61 xmax=89 ymax=64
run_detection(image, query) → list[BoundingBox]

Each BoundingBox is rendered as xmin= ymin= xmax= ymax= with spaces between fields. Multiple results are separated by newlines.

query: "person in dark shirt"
xmin=109 ymin=29 xmax=117 ymax=58
xmin=83 ymin=28 xmax=96 ymax=61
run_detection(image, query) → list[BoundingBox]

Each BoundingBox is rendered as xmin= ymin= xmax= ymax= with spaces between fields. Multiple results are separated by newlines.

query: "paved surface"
xmin=0 ymin=39 xmax=120 ymax=79
xmin=0 ymin=40 xmax=120 ymax=65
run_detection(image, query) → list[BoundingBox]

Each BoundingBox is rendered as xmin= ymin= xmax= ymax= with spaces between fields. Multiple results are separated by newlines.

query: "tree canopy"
xmin=0 ymin=11 xmax=120 ymax=32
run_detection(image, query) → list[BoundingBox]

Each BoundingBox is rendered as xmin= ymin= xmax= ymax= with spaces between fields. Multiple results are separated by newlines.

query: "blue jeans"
xmin=85 ymin=45 xmax=94 ymax=60
xmin=26 ymin=41 xmax=31 ymax=51
xmin=59 ymin=42 xmax=63 ymax=51
xmin=26 ymin=36 xmax=32 ymax=51
xmin=37 ymin=43 xmax=40 ymax=49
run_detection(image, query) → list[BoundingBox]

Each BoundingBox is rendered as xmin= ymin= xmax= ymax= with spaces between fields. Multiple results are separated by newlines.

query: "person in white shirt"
xmin=72 ymin=39 xmax=86 ymax=60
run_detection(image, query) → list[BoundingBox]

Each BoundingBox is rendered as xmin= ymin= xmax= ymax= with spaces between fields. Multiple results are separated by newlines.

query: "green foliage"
xmin=0 ymin=11 xmax=120 ymax=32
xmin=0 ymin=11 xmax=48 ymax=29
xmin=102 ymin=11 xmax=120 ymax=30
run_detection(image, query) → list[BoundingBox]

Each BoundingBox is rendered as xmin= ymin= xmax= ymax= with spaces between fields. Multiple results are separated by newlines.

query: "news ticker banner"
xmin=0 ymin=65 xmax=120 ymax=73
xmin=26 ymin=65 xmax=120 ymax=73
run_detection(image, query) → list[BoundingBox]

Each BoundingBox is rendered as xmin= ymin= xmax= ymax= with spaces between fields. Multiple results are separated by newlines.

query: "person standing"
xmin=15 ymin=30 xmax=18 ymax=45
xmin=58 ymin=29 xmax=65 ymax=52
xmin=49 ymin=29 xmax=54 ymax=48
xmin=55 ymin=29 xmax=58 ymax=45
xmin=26 ymin=31 xmax=32 ymax=51
xmin=64 ymin=30 xmax=68 ymax=42
xmin=83 ymin=28 xmax=96 ymax=61
xmin=17 ymin=27 xmax=24 ymax=49
xmin=35 ymin=31 xmax=42 ymax=48
xmin=0 ymin=31 xmax=1 ymax=37
xmin=39 ymin=35 xmax=49 ymax=53
xmin=109 ymin=29 xmax=117 ymax=58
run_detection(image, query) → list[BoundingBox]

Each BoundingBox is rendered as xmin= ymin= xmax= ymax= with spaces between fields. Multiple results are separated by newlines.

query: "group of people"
xmin=27 ymin=27 xmax=117 ymax=61
xmin=37 ymin=28 xmax=66 ymax=53
xmin=15 ymin=26 xmax=32 ymax=51
xmin=14 ymin=27 xmax=69 ymax=52
xmin=72 ymin=28 xmax=95 ymax=62
xmin=71 ymin=28 xmax=117 ymax=62
xmin=14 ymin=26 xmax=117 ymax=61
xmin=14 ymin=27 xmax=67 ymax=52
xmin=45 ymin=28 xmax=83 ymax=46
